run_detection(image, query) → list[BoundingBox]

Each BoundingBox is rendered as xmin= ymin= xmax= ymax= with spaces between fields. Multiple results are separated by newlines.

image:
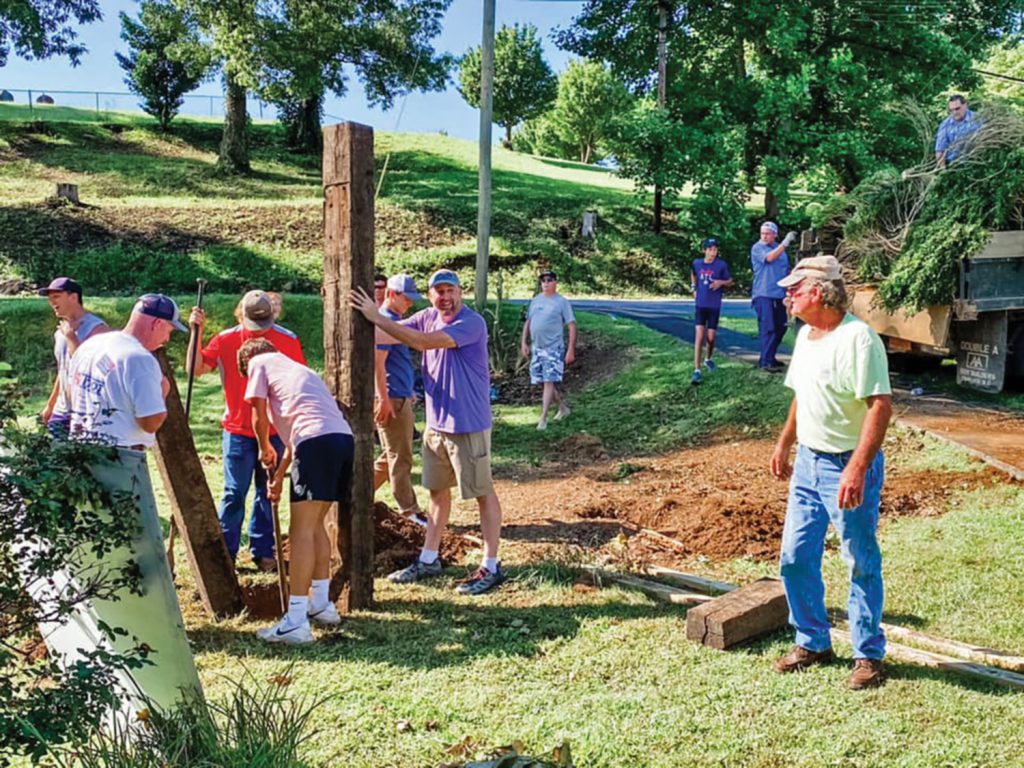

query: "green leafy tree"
xmin=255 ymin=0 xmax=453 ymax=153
xmin=0 ymin=0 xmax=100 ymax=66
xmin=549 ymin=59 xmax=630 ymax=163
xmin=979 ymin=39 xmax=1024 ymax=104
xmin=557 ymin=0 xmax=1024 ymax=224
xmin=459 ymin=23 xmax=558 ymax=146
xmin=512 ymin=112 xmax=575 ymax=159
xmin=116 ymin=1 xmax=213 ymax=131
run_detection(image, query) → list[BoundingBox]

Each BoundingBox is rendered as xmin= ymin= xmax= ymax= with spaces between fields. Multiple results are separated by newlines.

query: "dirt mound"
xmin=374 ymin=502 xmax=471 ymax=574
xmin=556 ymin=434 xmax=608 ymax=463
xmin=495 ymin=437 xmax=1001 ymax=563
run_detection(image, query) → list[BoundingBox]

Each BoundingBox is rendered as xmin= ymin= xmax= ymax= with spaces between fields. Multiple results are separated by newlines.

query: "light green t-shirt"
xmin=784 ymin=313 xmax=892 ymax=453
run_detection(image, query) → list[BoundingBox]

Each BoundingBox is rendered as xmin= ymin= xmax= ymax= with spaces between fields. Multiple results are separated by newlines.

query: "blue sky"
xmin=0 ymin=0 xmax=585 ymax=140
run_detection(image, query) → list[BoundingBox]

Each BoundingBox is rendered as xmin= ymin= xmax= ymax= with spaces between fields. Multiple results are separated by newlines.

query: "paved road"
xmin=513 ymin=298 xmax=789 ymax=366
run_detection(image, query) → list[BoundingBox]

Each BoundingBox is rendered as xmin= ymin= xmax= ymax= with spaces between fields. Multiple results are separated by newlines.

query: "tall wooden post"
xmin=475 ymin=0 xmax=496 ymax=311
xmin=151 ymin=349 xmax=244 ymax=619
xmin=322 ymin=122 xmax=376 ymax=611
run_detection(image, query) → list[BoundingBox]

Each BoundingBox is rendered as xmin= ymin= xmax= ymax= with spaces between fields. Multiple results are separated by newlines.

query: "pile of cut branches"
xmin=813 ymin=102 xmax=1024 ymax=313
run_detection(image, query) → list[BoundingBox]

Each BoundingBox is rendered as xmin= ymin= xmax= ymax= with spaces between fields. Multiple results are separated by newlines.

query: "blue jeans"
xmin=752 ymin=296 xmax=788 ymax=367
xmin=780 ymin=444 xmax=886 ymax=659
xmin=219 ymin=431 xmax=284 ymax=561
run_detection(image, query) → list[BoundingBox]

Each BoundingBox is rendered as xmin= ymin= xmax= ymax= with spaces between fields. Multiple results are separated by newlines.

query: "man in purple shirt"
xmin=351 ymin=269 xmax=504 ymax=595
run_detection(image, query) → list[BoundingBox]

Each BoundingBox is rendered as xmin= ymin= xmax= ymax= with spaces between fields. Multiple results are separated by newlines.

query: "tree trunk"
xmin=297 ymin=95 xmax=323 ymax=154
xmin=504 ymin=123 xmax=513 ymax=148
xmin=581 ymin=144 xmax=592 ymax=165
xmin=764 ymin=187 xmax=780 ymax=221
xmin=654 ymin=186 xmax=663 ymax=233
xmin=218 ymin=71 xmax=250 ymax=174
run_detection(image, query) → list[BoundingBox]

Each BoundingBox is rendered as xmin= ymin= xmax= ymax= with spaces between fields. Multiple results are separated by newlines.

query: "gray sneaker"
xmin=454 ymin=564 xmax=505 ymax=596
xmin=388 ymin=558 xmax=443 ymax=584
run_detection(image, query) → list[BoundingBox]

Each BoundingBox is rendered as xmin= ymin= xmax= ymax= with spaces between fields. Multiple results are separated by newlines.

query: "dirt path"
xmin=491 ymin=434 xmax=1007 ymax=567
xmin=893 ymin=389 xmax=1024 ymax=480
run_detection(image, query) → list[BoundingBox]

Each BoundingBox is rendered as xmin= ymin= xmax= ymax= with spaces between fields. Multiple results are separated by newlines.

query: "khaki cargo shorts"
xmin=421 ymin=427 xmax=494 ymax=500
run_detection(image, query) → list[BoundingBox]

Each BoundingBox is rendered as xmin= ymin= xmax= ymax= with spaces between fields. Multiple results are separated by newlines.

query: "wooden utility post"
xmin=322 ymin=122 xmax=376 ymax=611
xmin=475 ymin=0 xmax=496 ymax=311
xmin=653 ymin=1 xmax=669 ymax=234
xmin=151 ymin=349 xmax=244 ymax=619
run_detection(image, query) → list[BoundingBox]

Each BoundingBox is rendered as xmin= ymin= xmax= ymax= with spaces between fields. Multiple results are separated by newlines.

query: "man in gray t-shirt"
xmin=520 ymin=270 xmax=577 ymax=430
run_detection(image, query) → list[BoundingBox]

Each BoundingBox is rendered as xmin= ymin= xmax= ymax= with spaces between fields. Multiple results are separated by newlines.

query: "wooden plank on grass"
xmin=685 ymin=577 xmax=789 ymax=650
xmin=642 ymin=565 xmax=737 ymax=596
xmin=831 ymin=628 xmax=1024 ymax=691
xmin=879 ymin=623 xmax=1024 ymax=673
xmin=582 ymin=567 xmax=711 ymax=606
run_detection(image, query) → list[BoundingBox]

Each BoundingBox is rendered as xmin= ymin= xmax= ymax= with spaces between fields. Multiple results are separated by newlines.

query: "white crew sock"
xmin=286 ymin=596 xmax=309 ymax=627
xmin=419 ymin=549 xmax=439 ymax=565
xmin=483 ymin=557 xmax=499 ymax=573
xmin=310 ymin=579 xmax=330 ymax=611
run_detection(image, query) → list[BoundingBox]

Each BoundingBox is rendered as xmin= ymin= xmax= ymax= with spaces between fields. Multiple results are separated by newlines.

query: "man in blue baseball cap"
xmin=373 ymin=273 xmax=427 ymax=526
xmin=352 ymin=268 xmax=506 ymax=595
xmin=68 ymin=293 xmax=186 ymax=450
xmin=690 ymin=238 xmax=733 ymax=384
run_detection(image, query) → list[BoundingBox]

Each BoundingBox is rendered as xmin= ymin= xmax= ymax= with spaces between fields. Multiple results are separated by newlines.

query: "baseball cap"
xmin=701 ymin=238 xmax=718 ymax=249
xmin=777 ymin=255 xmax=844 ymax=288
xmin=761 ymin=221 xmax=779 ymax=234
xmin=539 ymin=270 xmax=557 ymax=281
xmin=428 ymin=269 xmax=460 ymax=288
xmin=135 ymin=294 xmax=187 ymax=331
xmin=38 ymin=277 xmax=82 ymax=298
xmin=387 ymin=274 xmax=423 ymax=301
xmin=241 ymin=290 xmax=275 ymax=331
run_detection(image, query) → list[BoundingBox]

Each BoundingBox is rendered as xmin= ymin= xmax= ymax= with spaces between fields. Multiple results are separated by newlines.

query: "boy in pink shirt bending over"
xmin=240 ymin=338 xmax=354 ymax=645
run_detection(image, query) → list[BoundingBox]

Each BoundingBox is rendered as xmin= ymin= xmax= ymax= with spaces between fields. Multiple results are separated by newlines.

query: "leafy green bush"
xmin=0 ymin=382 xmax=149 ymax=763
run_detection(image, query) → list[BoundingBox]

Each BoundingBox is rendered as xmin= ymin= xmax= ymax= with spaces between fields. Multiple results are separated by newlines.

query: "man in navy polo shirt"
xmin=373 ymin=274 xmax=426 ymax=525
xmin=750 ymin=222 xmax=795 ymax=372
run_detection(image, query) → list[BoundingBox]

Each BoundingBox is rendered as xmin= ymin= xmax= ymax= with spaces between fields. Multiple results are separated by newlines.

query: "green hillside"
xmin=0 ymin=108 xmax=702 ymax=297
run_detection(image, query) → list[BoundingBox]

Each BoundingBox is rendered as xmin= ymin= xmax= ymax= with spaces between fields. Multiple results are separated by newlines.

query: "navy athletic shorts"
xmin=694 ymin=306 xmax=721 ymax=330
xmin=290 ymin=433 xmax=354 ymax=503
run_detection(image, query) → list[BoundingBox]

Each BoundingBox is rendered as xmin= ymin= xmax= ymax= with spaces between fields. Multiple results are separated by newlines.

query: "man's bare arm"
xmin=350 ymin=288 xmax=455 ymax=351
xmin=566 ymin=321 xmax=578 ymax=365
xmin=185 ymin=307 xmax=216 ymax=377
xmin=136 ymin=412 xmax=167 ymax=433
xmin=837 ymin=394 xmax=892 ymax=509
xmin=770 ymin=397 xmax=798 ymax=480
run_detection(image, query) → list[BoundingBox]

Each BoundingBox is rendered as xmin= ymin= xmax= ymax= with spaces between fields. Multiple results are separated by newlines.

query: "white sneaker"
xmin=554 ymin=404 xmax=571 ymax=421
xmin=537 ymin=417 xmax=548 ymax=431
xmin=256 ymin=618 xmax=314 ymax=645
xmin=308 ymin=602 xmax=341 ymax=626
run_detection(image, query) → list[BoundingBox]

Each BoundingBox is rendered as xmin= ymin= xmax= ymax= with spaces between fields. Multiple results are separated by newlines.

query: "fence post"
xmin=95 ymin=92 xmax=100 ymax=114
xmin=28 ymin=90 xmax=33 ymax=112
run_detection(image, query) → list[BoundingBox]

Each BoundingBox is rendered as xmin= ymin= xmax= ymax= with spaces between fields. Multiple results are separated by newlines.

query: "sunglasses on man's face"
xmin=374 ymin=283 xmax=386 ymax=290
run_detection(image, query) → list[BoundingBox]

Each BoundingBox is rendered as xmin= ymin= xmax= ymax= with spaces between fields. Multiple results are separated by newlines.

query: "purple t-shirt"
xmin=692 ymin=258 xmax=732 ymax=309
xmin=402 ymin=305 xmax=491 ymax=434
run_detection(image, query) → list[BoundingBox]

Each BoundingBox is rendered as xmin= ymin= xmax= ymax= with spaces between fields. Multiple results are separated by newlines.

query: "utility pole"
xmin=475 ymin=0 xmax=496 ymax=312
xmin=654 ymin=1 xmax=669 ymax=233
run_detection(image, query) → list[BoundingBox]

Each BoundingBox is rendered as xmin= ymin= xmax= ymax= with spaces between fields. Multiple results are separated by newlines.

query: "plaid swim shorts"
xmin=530 ymin=344 xmax=565 ymax=384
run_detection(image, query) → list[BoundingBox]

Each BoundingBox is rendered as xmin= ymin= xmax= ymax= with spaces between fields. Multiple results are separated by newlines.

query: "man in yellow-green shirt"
xmin=769 ymin=255 xmax=893 ymax=691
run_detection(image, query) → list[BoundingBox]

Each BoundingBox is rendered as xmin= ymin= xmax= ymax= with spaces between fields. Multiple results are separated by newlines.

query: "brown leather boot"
xmin=775 ymin=645 xmax=835 ymax=673
xmin=849 ymin=659 xmax=885 ymax=690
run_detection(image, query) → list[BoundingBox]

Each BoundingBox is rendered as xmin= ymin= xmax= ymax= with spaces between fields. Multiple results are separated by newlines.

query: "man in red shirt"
xmin=186 ymin=290 xmax=306 ymax=570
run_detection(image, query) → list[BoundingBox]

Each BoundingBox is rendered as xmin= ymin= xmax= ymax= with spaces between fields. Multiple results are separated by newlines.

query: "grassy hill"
xmin=0 ymin=107 xmax=706 ymax=297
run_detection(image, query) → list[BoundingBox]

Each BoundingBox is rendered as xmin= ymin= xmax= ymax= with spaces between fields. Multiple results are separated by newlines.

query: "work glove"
xmin=782 ymin=231 xmax=797 ymax=248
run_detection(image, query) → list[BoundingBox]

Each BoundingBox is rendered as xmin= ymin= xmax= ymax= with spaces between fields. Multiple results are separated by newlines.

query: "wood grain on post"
xmin=322 ymin=122 xmax=375 ymax=611
xmin=151 ymin=349 xmax=244 ymax=619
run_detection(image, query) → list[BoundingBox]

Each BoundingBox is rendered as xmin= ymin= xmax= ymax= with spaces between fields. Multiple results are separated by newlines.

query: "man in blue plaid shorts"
xmin=520 ymin=270 xmax=577 ymax=431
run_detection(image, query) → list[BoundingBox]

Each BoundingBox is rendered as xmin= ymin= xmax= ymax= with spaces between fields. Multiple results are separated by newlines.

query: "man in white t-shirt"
xmin=769 ymin=256 xmax=892 ymax=691
xmin=239 ymin=338 xmax=354 ymax=645
xmin=68 ymin=294 xmax=186 ymax=449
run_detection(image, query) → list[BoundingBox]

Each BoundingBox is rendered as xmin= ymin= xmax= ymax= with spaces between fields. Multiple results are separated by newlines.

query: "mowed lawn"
xmin=3 ymin=295 xmax=1024 ymax=767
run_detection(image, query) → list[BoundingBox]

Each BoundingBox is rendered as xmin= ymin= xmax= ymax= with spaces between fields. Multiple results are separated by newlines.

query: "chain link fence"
xmin=0 ymin=87 xmax=277 ymax=122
